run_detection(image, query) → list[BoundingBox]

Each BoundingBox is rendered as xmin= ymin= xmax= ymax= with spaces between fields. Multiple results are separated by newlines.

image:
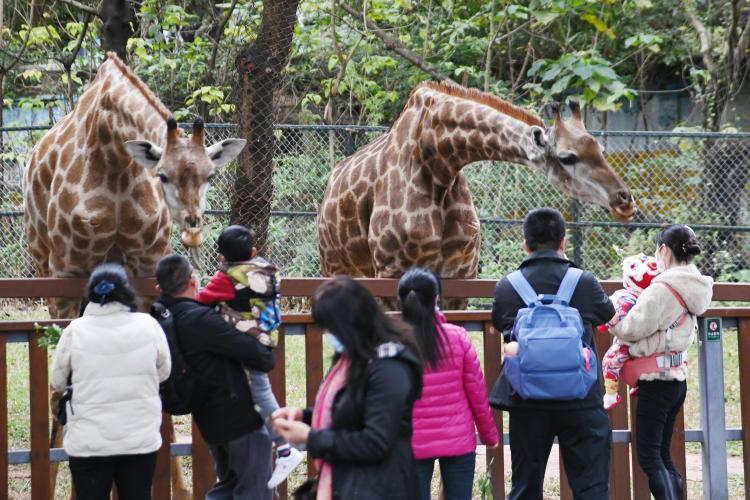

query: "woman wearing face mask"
xmin=610 ymin=225 xmax=713 ymax=500
xmin=398 ymin=268 xmax=499 ymax=500
xmin=272 ymin=276 xmax=423 ymax=500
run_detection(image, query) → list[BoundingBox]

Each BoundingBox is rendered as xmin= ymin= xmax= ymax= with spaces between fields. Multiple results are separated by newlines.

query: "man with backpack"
xmin=490 ymin=208 xmax=615 ymax=500
xmin=154 ymin=254 xmax=276 ymax=499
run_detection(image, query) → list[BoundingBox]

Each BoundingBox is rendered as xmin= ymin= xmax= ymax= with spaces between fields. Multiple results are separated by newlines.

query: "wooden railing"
xmin=1 ymin=278 xmax=749 ymax=500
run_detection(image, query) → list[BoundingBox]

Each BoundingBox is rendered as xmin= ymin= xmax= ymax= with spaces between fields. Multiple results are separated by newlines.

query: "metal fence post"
xmin=698 ymin=316 xmax=728 ymax=499
xmin=570 ymin=199 xmax=583 ymax=267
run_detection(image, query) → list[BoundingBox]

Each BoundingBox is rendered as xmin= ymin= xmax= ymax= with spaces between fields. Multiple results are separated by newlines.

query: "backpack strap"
xmin=660 ymin=282 xmax=691 ymax=329
xmin=556 ymin=268 xmax=583 ymax=305
xmin=507 ymin=270 xmax=539 ymax=306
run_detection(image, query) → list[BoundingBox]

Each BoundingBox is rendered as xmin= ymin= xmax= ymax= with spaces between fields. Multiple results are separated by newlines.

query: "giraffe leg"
xmin=49 ymin=414 xmax=64 ymax=497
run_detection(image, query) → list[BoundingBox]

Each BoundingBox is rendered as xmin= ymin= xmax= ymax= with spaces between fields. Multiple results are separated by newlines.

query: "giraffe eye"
xmin=559 ymin=153 xmax=578 ymax=166
xmin=156 ymin=173 xmax=169 ymax=183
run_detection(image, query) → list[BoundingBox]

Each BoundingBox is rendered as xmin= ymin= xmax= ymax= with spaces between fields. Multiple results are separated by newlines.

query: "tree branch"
xmin=208 ymin=0 xmax=239 ymax=74
xmin=339 ymin=2 xmax=454 ymax=83
xmin=685 ymin=7 xmax=718 ymax=73
xmin=737 ymin=10 xmax=750 ymax=63
xmin=0 ymin=0 xmax=39 ymax=72
xmin=58 ymin=0 xmax=101 ymax=17
xmin=60 ymin=13 xmax=93 ymax=68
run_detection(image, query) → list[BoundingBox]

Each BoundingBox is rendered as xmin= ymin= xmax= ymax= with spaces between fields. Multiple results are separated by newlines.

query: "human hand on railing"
xmin=272 ymin=406 xmax=303 ymax=422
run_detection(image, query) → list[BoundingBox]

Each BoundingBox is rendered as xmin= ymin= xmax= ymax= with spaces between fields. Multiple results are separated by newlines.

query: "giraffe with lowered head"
xmin=24 ymin=52 xmax=245 ymax=497
xmin=317 ymin=82 xmax=636 ymax=290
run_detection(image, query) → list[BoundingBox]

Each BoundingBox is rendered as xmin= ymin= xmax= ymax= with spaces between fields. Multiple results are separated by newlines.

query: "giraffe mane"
xmin=104 ymin=52 xmax=172 ymax=121
xmin=417 ymin=81 xmax=545 ymax=127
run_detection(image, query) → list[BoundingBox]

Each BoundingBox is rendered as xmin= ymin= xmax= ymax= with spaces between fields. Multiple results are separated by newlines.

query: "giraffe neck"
xmin=408 ymin=90 xmax=541 ymax=187
xmin=88 ymin=59 xmax=169 ymax=163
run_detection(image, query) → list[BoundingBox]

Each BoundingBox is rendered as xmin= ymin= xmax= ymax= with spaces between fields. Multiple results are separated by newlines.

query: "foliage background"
xmin=1 ymin=0 xmax=750 ymax=281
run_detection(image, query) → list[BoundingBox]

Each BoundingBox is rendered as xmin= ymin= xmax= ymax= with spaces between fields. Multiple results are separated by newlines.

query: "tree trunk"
xmin=232 ymin=0 xmax=300 ymax=255
xmin=98 ymin=0 xmax=136 ymax=61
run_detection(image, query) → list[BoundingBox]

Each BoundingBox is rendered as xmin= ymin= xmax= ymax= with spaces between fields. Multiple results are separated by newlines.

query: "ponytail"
xmin=399 ymin=268 xmax=444 ymax=369
xmin=657 ymin=225 xmax=701 ymax=264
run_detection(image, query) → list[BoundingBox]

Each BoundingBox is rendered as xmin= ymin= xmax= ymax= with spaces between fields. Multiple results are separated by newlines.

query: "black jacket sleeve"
xmin=491 ymin=278 xmax=518 ymax=343
xmin=198 ymin=309 xmax=276 ymax=372
xmin=581 ymin=272 xmax=615 ymax=327
xmin=306 ymin=359 xmax=412 ymax=463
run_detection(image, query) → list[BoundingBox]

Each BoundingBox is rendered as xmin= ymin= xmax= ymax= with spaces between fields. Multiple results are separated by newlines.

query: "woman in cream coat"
xmin=611 ymin=225 xmax=713 ymax=500
xmin=51 ymin=263 xmax=170 ymax=500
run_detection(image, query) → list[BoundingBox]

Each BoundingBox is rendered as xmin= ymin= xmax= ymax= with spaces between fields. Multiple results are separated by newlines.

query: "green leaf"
xmin=528 ymin=59 xmax=547 ymax=76
xmin=572 ymin=61 xmax=593 ymax=80
xmin=542 ymin=65 xmax=563 ymax=82
xmin=581 ymin=14 xmax=616 ymax=39
xmin=549 ymin=74 xmax=573 ymax=95
xmin=594 ymin=65 xmax=618 ymax=81
xmin=533 ymin=11 xmax=559 ymax=25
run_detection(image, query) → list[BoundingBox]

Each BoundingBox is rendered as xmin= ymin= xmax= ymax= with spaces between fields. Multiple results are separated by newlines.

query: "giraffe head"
xmin=529 ymin=101 xmax=636 ymax=220
xmin=125 ymin=117 xmax=246 ymax=250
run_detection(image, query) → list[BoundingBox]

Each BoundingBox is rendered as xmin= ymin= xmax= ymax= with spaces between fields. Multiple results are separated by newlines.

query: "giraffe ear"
xmin=124 ymin=140 xmax=163 ymax=169
xmin=206 ymin=139 xmax=247 ymax=168
xmin=531 ymin=126 xmax=547 ymax=148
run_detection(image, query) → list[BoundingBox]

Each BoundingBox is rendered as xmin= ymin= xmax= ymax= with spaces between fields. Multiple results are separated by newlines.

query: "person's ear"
xmin=560 ymin=238 xmax=566 ymax=253
xmin=218 ymin=253 xmax=226 ymax=263
xmin=252 ymin=247 xmax=258 ymax=258
xmin=155 ymin=284 xmax=162 ymax=294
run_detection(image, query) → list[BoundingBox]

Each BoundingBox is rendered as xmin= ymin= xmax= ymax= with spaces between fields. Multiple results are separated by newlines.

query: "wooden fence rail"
xmin=2 ymin=279 xmax=749 ymax=500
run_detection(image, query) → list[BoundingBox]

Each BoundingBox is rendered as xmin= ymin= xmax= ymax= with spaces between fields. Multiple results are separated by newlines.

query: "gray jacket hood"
xmin=652 ymin=264 xmax=713 ymax=316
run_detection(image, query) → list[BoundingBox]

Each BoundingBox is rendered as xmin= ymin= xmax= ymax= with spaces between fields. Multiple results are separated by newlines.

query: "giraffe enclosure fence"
xmin=1 ymin=124 xmax=749 ymax=282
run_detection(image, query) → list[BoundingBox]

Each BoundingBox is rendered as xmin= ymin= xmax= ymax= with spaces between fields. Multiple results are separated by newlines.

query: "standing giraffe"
xmin=318 ymin=82 xmax=636 ymax=286
xmin=24 ymin=52 xmax=245 ymax=318
xmin=23 ymin=52 xmax=245 ymax=497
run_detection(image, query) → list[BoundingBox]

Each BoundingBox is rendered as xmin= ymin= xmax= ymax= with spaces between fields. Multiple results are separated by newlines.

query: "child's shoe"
xmin=629 ymin=386 xmax=639 ymax=397
xmin=603 ymin=393 xmax=623 ymax=410
xmin=268 ymin=447 xmax=305 ymax=488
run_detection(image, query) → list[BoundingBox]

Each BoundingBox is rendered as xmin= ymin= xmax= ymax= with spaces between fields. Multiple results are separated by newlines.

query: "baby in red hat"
xmin=600 ymin=254 xmax=661 ymax=410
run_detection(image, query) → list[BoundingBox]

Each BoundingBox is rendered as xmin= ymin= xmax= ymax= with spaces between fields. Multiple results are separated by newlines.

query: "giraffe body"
xmin=318 ymin=82 xmax=636 ymax=284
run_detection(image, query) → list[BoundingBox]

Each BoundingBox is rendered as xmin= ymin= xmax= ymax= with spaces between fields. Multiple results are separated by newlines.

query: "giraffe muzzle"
xmin=180 ymin=227 xmax=204 ymax=248
xmin=610 ymin=193 xmax=637 ymax=221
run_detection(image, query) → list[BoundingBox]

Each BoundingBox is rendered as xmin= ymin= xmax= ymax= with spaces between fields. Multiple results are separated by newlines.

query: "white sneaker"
xmin=603 ymin=393 xmax=622 ymax=410
xmin=267 ymin=447 xmax=305 ymax=488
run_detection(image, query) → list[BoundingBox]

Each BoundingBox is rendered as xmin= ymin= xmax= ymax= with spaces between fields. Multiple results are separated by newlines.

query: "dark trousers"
xmin=508 ymin=407 xmax=610 ymax=500
xmin=206 ymin=428 xmax=272 ymax=500
xmin=68 ymin=452 xmax=158 ymax=500
xmin=636 ymin=380 xmax=687 ymax=499
xmin=416 ymin=452 xmax=476 ymax=500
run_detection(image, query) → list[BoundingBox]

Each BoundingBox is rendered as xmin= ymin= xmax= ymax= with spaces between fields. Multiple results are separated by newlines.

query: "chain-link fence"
xmin=2 ymin=124 xmax=749 ymax=281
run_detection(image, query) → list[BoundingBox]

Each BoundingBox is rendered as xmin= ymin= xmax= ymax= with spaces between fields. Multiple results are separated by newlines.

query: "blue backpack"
xmin=503 ymin=268 xmax=597 ymax=400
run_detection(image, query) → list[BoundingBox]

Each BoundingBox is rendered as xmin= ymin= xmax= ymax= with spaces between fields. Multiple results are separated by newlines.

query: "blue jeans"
xmin=248 ymin=369 xmax=284 ymax=447
xmin=416 ymin=452 xmax=476 ymax=500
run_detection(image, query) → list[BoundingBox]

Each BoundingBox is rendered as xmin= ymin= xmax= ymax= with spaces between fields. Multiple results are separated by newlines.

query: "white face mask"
xmin=655 ymin=244 xmax=667 ymax=272
xmin=324 ymin=330 xmax=346 ymax=354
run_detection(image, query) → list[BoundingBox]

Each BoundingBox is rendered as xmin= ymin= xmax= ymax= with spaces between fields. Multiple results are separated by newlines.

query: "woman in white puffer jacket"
xmin=610 ymin=225 xmax=713 ymax=500
xmin=51 ymin=263 xmax=170 ymax=500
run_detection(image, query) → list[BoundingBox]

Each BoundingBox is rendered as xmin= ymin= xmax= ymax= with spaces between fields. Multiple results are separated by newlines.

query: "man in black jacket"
xmin=155 ymin=255 xmax=276 ymax=500
xmin=490 ymin=208 xmax=615 ymax=500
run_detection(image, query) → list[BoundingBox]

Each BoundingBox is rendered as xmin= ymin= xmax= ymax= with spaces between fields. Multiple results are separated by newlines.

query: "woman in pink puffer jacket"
xmin=399 ymin=268 xmax=499 ymax=500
